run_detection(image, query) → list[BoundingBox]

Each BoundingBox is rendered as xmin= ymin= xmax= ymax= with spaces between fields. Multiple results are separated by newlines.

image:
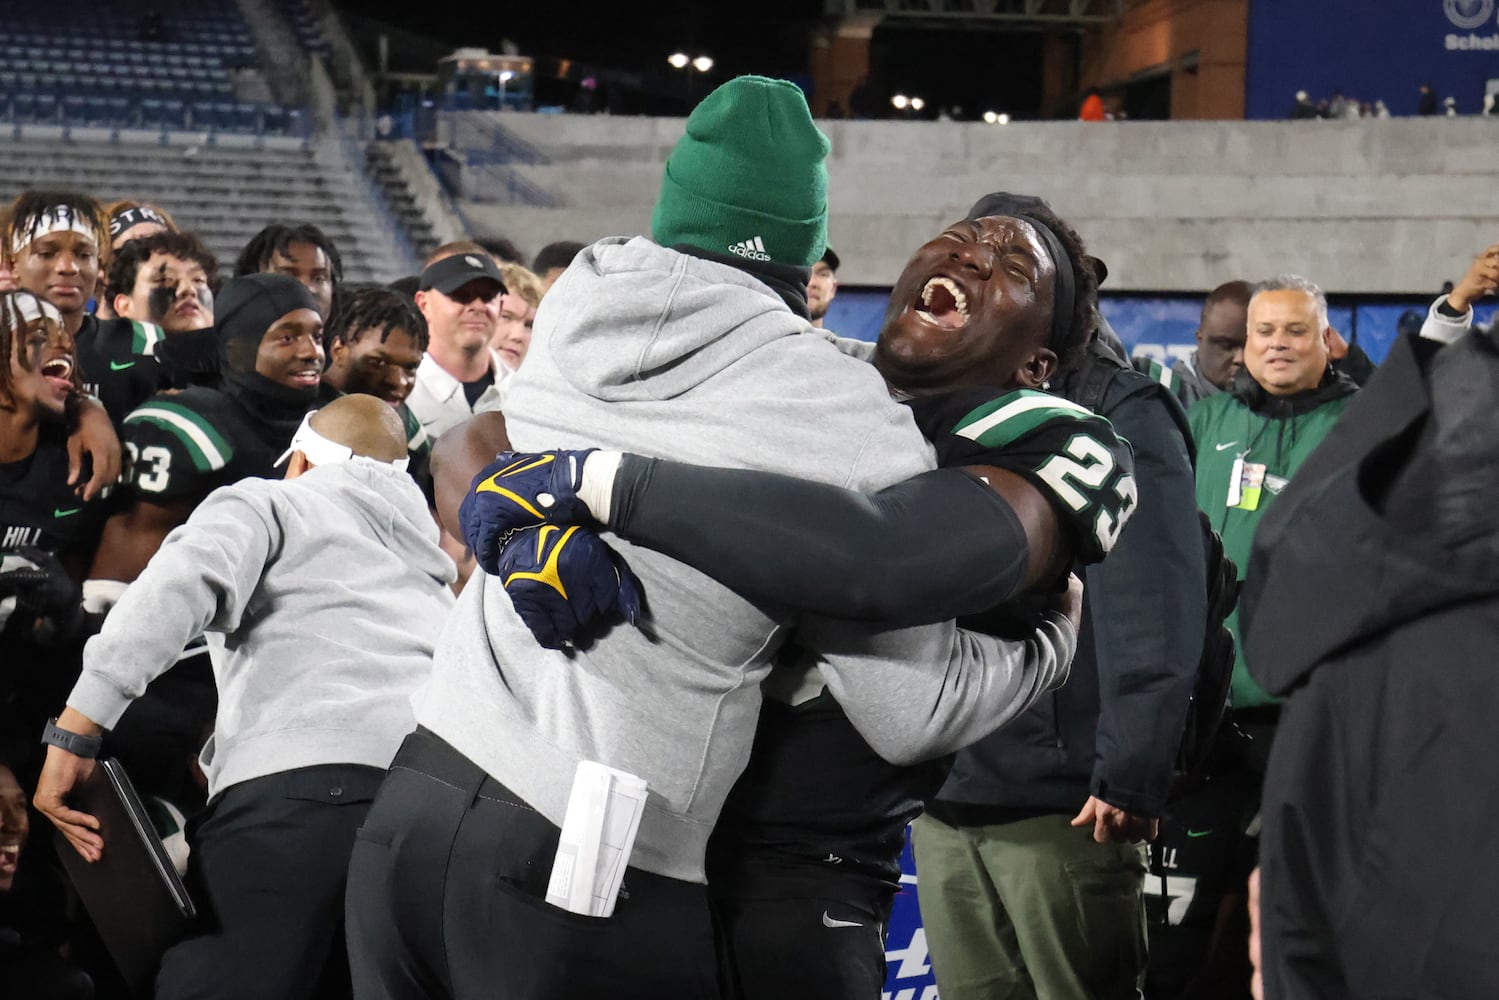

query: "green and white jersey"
xmin=120 ymin=388 xmax=288 ymax=505
xmin=75 ymin=316 xmax=173 ymax=426
xmin=907 ymin=386 xmax=1137 ymax=564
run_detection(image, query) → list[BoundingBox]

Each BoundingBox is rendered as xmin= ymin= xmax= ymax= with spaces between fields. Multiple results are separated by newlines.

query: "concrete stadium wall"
xmin=459 ymin=112 xmax=1499 ymax=295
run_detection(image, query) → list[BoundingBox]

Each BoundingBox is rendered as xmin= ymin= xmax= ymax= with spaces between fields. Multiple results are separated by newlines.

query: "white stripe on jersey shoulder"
xmin=955 ymin=392 xmax=1092 ymax=443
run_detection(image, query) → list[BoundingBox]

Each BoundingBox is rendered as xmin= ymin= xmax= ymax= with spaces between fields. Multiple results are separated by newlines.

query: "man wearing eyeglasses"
xmin=407 ymin=251 xmax=511 ymax=440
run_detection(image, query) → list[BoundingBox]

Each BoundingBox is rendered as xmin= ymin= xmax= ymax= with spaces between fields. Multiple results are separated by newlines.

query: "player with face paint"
xmin=0 ymin=291 xmax=109 ymax=757
xmin=94 ymin=202 xmax=180 ymax=321
xmin=71 ymin=231 xmax=220 ymax=427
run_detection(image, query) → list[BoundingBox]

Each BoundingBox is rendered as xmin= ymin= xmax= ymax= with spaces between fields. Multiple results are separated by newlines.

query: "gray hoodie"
xmin=416 ymin=237 xmax=1074 ymax=883
xmin=70 ymin=460 xmax=456 ymax=797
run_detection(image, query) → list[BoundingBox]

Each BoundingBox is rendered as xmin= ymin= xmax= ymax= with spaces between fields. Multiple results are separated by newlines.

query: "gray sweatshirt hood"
xmin=298 ymin=460 xmax=455 ymax=586
xmin=538 ymin=236 xmax=814 ymax=402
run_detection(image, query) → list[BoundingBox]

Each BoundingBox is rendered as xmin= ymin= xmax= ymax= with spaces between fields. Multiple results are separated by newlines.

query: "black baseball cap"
xmin=419 ymin=253 xmax=507 ymax=296
xmin=820 ymin=246 xmax=841 ymax=271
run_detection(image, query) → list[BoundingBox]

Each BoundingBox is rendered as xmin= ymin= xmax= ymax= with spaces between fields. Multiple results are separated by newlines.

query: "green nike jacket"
xmin=1189 ymin=366 xmax=1358 ymax=707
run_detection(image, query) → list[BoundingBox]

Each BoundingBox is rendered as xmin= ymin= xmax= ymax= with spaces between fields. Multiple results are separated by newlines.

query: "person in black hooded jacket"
xmin=87 ymin=273 xmax=334 ymax=591
xmin=1240 ymin=301 xmax=1499 ymax=1000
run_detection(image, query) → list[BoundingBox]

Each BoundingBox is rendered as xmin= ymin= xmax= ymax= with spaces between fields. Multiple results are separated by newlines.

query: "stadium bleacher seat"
xmin=0 ymin=0 xmax=298 ymax=135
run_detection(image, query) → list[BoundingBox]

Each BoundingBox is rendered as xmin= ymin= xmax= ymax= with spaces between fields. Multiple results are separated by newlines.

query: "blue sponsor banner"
xmin=883 ymin=829 xmax=940 ymax=1000
xmin=1245 ymin=0 xmax=1499 ymax=118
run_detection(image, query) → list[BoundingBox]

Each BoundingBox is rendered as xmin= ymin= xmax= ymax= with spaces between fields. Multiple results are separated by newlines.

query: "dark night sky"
xmin=339 ymin=1 xmax=1061 ymax=119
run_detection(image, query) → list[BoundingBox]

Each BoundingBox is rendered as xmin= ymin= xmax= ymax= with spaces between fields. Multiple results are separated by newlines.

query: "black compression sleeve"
xmin=609 ymin=457 xmax=1028 ymax=625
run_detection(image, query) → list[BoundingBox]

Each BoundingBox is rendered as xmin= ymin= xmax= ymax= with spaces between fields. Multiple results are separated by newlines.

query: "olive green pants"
xmin=911 ymin=812 xmax=1148 ymax=1000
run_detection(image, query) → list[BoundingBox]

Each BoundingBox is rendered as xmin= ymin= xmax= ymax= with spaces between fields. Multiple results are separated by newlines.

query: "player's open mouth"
xmin=288 ymin=369 xmax=322 ymax=386
xmin=914 ymin=276 xmax=969 ymax=330
xmin=41 ymin=355 xmax=74 ymax=389
xmin=0 ymin=840 xmax=20 ymax=875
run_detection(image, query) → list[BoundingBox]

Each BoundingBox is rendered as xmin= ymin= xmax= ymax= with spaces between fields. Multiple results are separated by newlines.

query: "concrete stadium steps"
xmin=0 ymin=131 xmax=406 ymax=283
xmin=455 ymin=113 xmax=1499 ymax=293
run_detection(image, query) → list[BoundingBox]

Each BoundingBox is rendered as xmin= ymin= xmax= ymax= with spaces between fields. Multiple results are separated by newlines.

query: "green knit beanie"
xmin=651 ymin=75 xmax=830 ymax=268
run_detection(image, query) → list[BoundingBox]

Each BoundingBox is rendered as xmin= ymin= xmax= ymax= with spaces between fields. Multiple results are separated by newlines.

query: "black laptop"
xmin=55 ymin=758 xmax=196 ymax=997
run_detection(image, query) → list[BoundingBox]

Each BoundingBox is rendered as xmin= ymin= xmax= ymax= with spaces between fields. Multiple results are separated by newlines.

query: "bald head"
xmin=307 ymin=394 xmax=408 ymax=464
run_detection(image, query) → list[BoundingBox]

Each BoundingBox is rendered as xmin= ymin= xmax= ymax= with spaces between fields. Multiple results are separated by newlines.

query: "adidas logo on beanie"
xmin=651 ymin=75 xmax=830 ymax=268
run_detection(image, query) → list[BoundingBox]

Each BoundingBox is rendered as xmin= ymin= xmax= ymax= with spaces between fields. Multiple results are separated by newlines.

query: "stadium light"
xmin=668 ymin=52 xmax=690 ymax=69
xmin=891 ymin=94 xmax=909 ymax=110
xmin=983 ymin=110 xmax=998 ymax=124
xmin=998 ymin=113 xmax=1011 ymax=124
xmin=910 ymin=96 xmax=925 ymax=112
xmin=692 ymin=56 xmax=714 ymax=73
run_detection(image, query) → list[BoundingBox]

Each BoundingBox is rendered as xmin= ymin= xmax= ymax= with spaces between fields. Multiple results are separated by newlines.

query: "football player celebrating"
xmin=450 ymin=199 xmax=1135 ymax=1000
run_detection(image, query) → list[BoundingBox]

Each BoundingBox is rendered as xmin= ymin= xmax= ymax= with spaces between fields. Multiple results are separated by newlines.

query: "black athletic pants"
xmin=155 ymin=763 xmax=385 ymax=1000
xmin=345 ymin=728 xmax=721 ymax=1000
xmin=710 ymin=875 xmax=893 ymax=1000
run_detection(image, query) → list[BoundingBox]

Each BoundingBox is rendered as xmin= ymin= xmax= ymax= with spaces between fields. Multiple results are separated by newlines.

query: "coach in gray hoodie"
xmin=35 ymin=394 xmax=456 ymax=1000
xmin=345 ymin=76 xmax=1078 ymax=1000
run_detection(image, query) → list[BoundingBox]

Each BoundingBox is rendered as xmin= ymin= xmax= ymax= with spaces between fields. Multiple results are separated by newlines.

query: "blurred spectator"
xmin=806 ymin=246 xmax=839 ymax=329
xmin=235 ymin=224 xmax=343 ymax=320
xmin=476 ymin=236 xmax=524 ymax=265
xmin=1374 ymin=100 xmax=1391 ymax=118
xmin=1180 ymin=280 xmax=1250 ymax=406
xmin=105 ymin=201 xmax=176 ymax=253
xmin=97 ymin=201 xmax=178 ymax=321
xmin=1288 ymin=90 xmax=1317 ymax=119
xmin=1328 ymin=92 xmax=1350 ymax=118
xmin=0 ymin=760 xmax=94 ymax=999
xmin=531 ymin=240 xmax=586 ymax=293
xmin=1485 ymin=92 xmax=1497 ymax=116
xmin=1419 ymin=83 xmax=1438 ymax=116
xmin=1444 ymin=96 xmax=1459 ymax=117
xmin=493 ymin=262 xmax=542 ymax=371
xmin=1079 ymin=88 xmax=1107 ymax=121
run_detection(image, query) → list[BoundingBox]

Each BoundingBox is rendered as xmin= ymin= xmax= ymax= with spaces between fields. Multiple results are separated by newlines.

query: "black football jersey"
xmin=118 ymin=388 xmax=291 ymax=505
xmin=908 ymin=386 xmax=1137 ymax=564
xmin=1 ymin=424 xmax=106 ymax=713
xmin=0 ymin=423 xmax=107 ymax=562
xmin=713 ymin=386 xmax=1134 ymax=886
xmin=75 ymin=316 xmax=176 ymax=427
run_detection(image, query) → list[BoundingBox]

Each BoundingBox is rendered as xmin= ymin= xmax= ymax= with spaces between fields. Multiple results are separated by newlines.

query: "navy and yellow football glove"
xmin=461 ymin=449 xmax=596 ymax=575
xmin=496 ymin=524 xmax=642 ymax=649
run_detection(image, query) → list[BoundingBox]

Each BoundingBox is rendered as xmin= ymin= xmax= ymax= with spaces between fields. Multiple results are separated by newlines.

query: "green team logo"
xmin=110 ymin=360 xmax=136 ymax=371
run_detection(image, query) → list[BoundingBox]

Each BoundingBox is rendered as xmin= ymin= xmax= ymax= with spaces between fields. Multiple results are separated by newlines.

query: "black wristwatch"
xmin=41 ymin=718 xmax=104 ymax=758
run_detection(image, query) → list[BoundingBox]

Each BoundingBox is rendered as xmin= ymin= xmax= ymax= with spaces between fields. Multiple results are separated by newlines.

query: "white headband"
xmin=275 ymin=411 xmax=410 ymax=472
xmin=11 ymin=293 xmax=63 ymax=327
xmin=11 ymin=206 xmax=98 ymax=256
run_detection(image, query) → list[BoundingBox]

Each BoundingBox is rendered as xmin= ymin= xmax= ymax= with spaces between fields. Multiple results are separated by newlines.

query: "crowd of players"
xmin=2 ymin=71 xmax=1497 ymax=1000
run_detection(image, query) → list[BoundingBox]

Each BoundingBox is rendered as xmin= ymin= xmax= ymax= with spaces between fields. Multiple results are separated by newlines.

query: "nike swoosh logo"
xmin=1186 ymin=828 xmax=1214 ymax=838
xmin=1214 ymin=441 xmax=1239 ymax=451
xmin=822 ymin=911 xmax=864 ymax=929
xmin=109 ymin=360 xmax=136 ymax=371
xmin=54 ymin=507 xmax=82 ymax=518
